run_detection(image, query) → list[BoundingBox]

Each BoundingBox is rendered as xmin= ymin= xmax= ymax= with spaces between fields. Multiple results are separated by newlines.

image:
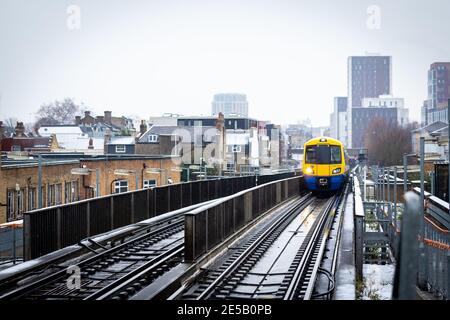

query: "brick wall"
xmin=79 ymin=157 xmax=181 ymax=198
xmin=0 ymin=162 xmax=81 ymax=223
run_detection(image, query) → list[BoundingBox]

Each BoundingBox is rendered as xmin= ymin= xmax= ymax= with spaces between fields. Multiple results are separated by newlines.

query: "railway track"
xmin=179 ymin=191 xmax=344 ymax=300
xmin=0 ymin=215 xmax=185 ymax=300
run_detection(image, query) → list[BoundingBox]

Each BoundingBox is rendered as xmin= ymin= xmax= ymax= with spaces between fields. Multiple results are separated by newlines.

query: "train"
xmin=302 ymin=137 xmax=349 ymax=192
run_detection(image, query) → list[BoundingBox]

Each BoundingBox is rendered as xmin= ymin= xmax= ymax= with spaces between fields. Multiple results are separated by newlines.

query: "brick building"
xmin=78 ymin=155 xmax=181 ymax=198
xmin=0 ymin=153 xmax=181 ymax=224
xmin=0 ymin=156 xmax=82 ymax=223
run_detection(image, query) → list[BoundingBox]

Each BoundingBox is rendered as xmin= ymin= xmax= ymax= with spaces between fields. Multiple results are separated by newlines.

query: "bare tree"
xmin=3 ymin=117 xmax=18 ymax=130
xmin=35 ymin=98 xmax=87 ymax=128
xmin=364 ymin=117 xmax=413 ymax=166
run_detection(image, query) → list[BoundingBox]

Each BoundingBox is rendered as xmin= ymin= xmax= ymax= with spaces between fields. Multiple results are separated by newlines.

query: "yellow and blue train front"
xmin=303 ymin=165 xmax=345 ymax=191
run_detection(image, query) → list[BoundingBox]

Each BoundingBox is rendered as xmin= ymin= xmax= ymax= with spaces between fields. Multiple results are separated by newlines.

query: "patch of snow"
xmin=362 ymin=264 xmax=395 ymax=300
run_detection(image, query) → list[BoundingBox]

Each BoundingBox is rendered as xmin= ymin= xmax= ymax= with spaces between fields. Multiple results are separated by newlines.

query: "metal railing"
xmin=22 ymin=172 xmax=296 ymax=261
xmin=184 ymin=176 xmax=302 ymax=262
xmin=355 ymin=164 xmax=450 ymax=299
xmin=0 ymin=221 xmax=23 ymax=268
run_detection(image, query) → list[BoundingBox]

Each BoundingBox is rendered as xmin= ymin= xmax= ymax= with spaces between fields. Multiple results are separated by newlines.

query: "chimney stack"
xmin=84 ymin=111 xmax=91 ymax=118
xmin=88 ymin=138 xmax=94 ymax=149
xmin=75 ymin=116 xmax=81 ymax=125
xmin=15 ymin=122 xmax=25 ymax=137
xmin=140 ymin=120 xmax=148 ymax=135
xmin=104 ymin=111 xmax=112 ymax=125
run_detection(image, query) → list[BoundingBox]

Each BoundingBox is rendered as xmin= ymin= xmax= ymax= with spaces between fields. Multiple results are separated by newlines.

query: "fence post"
xmin=13 ymin=226 xmax=17 ymax=265
xmin=57 ymin=207 xmax=62 ymax=250
xmin=354 ymin=175 xmax=364 ymax=281
xmin=403 ymin=154 xmax=407 ymax=196
xmin=418 ymin=137 xmax=427 ymax=289
xmin=392 ymin=191 xmax=420 ymax=300
xmin=447 ymin=252 xmax=450 ymax=300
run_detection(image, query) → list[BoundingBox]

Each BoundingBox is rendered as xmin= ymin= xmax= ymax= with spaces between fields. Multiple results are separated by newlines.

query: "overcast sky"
xmin=1 ymin=0 xmax=450 ymax=126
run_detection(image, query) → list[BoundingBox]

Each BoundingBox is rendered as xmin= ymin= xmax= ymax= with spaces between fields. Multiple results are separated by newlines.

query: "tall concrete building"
xmin=330 ymin=97 xmax=348 ymax=145
xmin=422 ymin=62 xmax=450 ymax=125
xmin=428 ymin=62 xmax=450 ymax=109
xmin=212 ymin=93 xmax=249 ymax=118
xmin=347 ymin=56 xmax=392 ymax=147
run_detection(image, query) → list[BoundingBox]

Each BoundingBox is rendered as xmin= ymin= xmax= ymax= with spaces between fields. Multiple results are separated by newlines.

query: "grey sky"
xmin=1 ymin=0 xmax=449 ymax=126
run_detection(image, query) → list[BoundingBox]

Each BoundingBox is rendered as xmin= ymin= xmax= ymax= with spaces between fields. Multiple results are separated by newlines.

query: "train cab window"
xmin=330 ymin=146 xmax=342 ymax=164
xmin=306 ymin=145 xmax=342 ymax=164
xmin=306 ymin=147 xmax=318 ymax=163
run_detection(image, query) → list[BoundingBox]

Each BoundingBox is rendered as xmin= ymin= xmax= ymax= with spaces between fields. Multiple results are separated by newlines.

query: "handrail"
xmin=186 ymin=176 xmax=301 ymax=216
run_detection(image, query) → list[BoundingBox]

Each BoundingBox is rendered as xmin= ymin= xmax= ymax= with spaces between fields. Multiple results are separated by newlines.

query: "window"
xmin=12 ymin=145 xmax=21 ymax=151
xmin=330 ymin=146 xmax=342 ymax=164
xmin=143 ymin=179 xmax=157 ymax=189
xmin=229 ymin=145 xmax=242 ymax=153
xmin=71 ymin=181 xmax=79 ymax=201
xmin=148 ymin=135 xmax=158 ymax=143
xmin=7 ymin=190 xmax=14 ymax=222
xmin=115 ymin=145 xmax=126 ymax=153
xmin=28 ymin=188 xmax=36 ymax=211
xmin=305 ymin=145 xmax=342 ymax=164
xmin=48 ymin=185 xmax=55 ymax=206
xmin=114 ymin=180 xmax=128 ymax=193
xmin=55 ymin=184 xmax=62 ymax=205
xmin=17 ymin=189 xmax=24 ymax=217
xmin=65 ymin=182 xmax=71 ymax=203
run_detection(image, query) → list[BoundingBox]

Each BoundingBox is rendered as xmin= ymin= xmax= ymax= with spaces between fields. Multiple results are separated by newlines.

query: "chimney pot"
xmin=15 ymin=121 xmax=25 ymax=137
xmin=140 ymin=120 xmax=148 ymax=135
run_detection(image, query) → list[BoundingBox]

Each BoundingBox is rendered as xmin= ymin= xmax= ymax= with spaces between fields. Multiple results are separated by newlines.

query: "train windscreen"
xmin=305 ymin=145 xmax=341 ymax=164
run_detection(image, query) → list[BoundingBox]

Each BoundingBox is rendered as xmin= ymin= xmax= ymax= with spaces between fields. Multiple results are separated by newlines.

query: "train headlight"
xmin=305 ymin=167 xmax=314 ymax=174
xmin=332 ymin=168 xmax=341 ymax=174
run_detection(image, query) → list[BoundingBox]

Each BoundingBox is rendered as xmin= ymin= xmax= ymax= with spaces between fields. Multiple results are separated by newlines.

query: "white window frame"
xmin=71 ymin=181 xmax=79 ymax=202
xmin=55 ymin=184 xmax=62 ymax=205
xmin=148 ymin=135 xmax=158 ymax=143
xmin=143 ymin=179 xmax=157 ymax=189
xmin=115 ymin=145 xmax=126 ymax=153
xmin=114 ymin=180 xmax=129 ymax=193
xmin=7 ymin=190 xmax=14 ymax=221
xmin=48 ymin=184 xmax=55 ymax=206
xmin=17 ymin=189 xmax=24 ymax=215
xmin=28 ymin=188 xmax=36 ymax=211
xmin=229 ymin=145 xmax=242 ymax=153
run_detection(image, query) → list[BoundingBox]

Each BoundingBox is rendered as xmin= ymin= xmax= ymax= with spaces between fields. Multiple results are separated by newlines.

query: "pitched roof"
xmin=0 ymin=136 xmax=55 ymax=152
xmin=138 ymin=125 xmax=219 ymax=144
xmin=412 ymin=121 xmax=447 ymax=134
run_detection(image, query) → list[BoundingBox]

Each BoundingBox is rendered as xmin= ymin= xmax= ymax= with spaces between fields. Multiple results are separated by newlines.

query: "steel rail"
xmin=86 ymin=243 xmax=184 ymax=300
xmin=194 ymin=193 xmax=314 ymax=300
xmin=283 ymin=195 xmax=338 ymax=300
xmin=303 ymin=197 xmax=338 ymax=299
xmin=0 ymin=216 xmax=184 ymax=300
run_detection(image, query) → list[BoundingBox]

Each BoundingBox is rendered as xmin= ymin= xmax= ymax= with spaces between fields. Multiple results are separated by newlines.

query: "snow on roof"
xmin=38 ymin=126 xmax=84 ymax=136
xmin=226 ymin=132 xmax=250 ymax=145
xmin=108 ymin=136 xmax=135 ymax=145
xmin=57 ymin=136 xmax=104 ymax=151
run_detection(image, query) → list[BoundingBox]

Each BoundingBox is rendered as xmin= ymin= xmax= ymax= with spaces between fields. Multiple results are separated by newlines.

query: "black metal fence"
xmin=435 ymin=163 xmax=448 ymax=202
xmin=184 ymin=176 xmax=302 ymax=262
xmin=23 ymin=172 xmax=296 ymax=260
